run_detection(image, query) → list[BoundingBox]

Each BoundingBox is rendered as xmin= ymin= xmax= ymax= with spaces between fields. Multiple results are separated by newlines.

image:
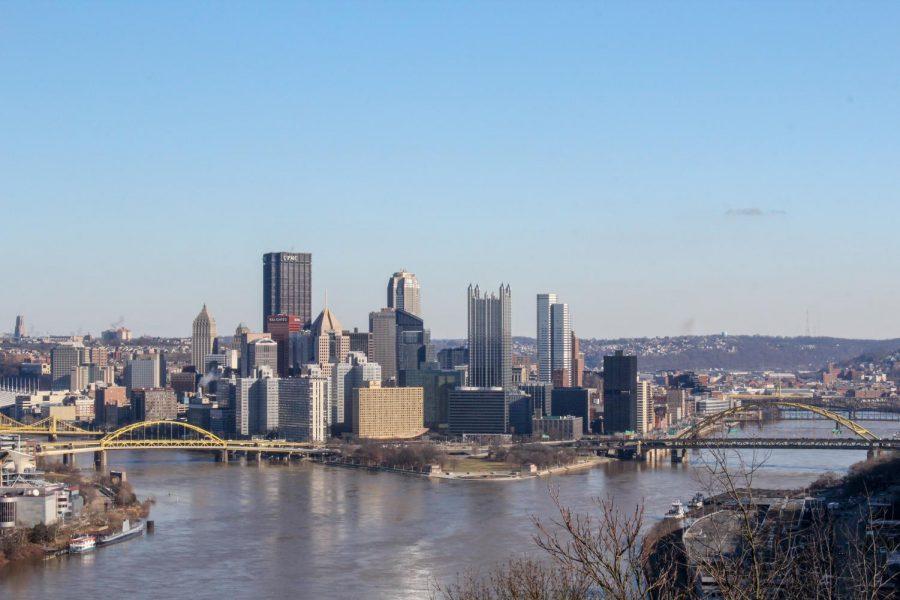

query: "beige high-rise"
xmin=192 ymin=304 xmax=217 ymax=374
xmin=353 ymin=382 xmax=424 ymax=439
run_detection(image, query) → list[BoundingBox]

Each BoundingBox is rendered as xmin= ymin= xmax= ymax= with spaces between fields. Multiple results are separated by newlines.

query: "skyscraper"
xmin=387 ymin=270 xmax=421 ymax=317
xmin=13 ymin=315 xmax=25 ymax=339
xmin=571 ymin=331 xmax=585 ymax=387
xmin=603 ymin=350 xmax=638 ymax=434
xmin=263 ymin=252 xmax=312 ymax=331
xmin=192 ymin=304 xmax=217 ymax=375
xmin=395 ymin=309 xmax=434 ymax=386
xmin=550 ymin=302 xmax=571 ymax=386
xmin=369 ymin=308 xmax=397 ymax=383
xmin=467 ymin=284 xmax=511 ymax=389
xmin=536 ymin=293 xmax=556 ymax=383
xmin=266 ymin=314 xmax=302 ymax=376
xmin=536 ymin=293 xmax=571 ymax=385
xmin=51 ymin=343 xmax=83 ymax=391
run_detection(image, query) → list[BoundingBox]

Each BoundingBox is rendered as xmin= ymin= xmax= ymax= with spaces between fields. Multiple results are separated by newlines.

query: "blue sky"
xmin=3 ymin=2 xmax=899 ymax=339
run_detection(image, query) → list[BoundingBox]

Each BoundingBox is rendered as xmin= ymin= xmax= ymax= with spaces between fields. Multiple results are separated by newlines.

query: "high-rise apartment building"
xmin=278 ymin=374 xmax=329 ymax=443
xmin=353 ymin=382 xmax=424 ymax=439
xmin=635 ymin=379 xmax=652 ymax=435
xmin=263 ymin=252 xmax=312 ymax=331
xmin=192 ymin=304 xmax=217 ymax=375
xmin=231 ymin=374 xmax=280 ymax=436
xmin=602 ymin=350 xmax=638 ymax=434
xmin=387 ymin=270 xmax=421 ymax=317
xmin=369 ymin=308 xmax=397 ymax=383
xmin=467 ymin=284 xmax=511 ymax=389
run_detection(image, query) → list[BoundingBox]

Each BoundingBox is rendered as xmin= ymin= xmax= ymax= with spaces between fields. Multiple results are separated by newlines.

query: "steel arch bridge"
xmin=677 ymin=401 xmax=879 ymax=441
xmin=99 ymin=420 xmax=228 ymax=449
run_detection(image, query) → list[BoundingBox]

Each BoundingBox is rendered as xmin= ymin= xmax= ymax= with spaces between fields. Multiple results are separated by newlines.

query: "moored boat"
xmin=97 ymin=519 xmax=144 ymax=546
xmin=664 ymin=499 xmax=687 ymax=519
xmin=69 ymin=535 xmax=96 ymax=553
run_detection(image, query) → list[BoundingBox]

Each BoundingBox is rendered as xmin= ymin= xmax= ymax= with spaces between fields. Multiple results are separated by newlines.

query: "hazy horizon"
xmin=4 ymin=4 xmax=899 ymax=339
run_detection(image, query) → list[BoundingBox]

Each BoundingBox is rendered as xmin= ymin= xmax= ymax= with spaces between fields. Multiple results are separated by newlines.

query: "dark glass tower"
xmin=602 ymin=350 xmax=638 ymax=434
xmin=263 ymin=252 xmax=312 ymax=331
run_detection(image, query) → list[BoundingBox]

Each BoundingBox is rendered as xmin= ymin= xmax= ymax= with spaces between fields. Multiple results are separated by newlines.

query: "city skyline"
xmin=4 ymin=4 xmax=900 ymax=339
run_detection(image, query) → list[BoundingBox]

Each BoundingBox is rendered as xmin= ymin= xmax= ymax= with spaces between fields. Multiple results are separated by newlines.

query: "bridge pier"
xmin=216 ymin=449 xmax=230 ymax=463
xmin=61 ymin=452 xmax=74 ymax=466
xmin=93 ymin=450 xmax=107 ymax=470
xmin=671 ymin=448 xmax=687 ymax=464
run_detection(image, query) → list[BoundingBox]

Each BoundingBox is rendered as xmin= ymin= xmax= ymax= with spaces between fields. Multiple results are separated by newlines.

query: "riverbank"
xmin=310 ymin=454 xmax=608 ymax=481
xmin=0 ymin=465 xmax=152 ymax=572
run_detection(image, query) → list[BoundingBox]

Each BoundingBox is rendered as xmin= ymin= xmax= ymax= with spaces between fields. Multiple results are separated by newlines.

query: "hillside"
xmin=434 ymin=335 xmax=900 ymax=372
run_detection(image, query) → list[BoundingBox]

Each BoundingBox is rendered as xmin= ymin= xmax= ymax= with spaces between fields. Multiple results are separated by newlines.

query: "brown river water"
xmin=2 ymin=417 xmax=897 ymax=599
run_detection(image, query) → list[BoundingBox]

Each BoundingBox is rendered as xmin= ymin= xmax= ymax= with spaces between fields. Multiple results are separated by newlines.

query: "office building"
xmin=311 ymin=306 xmax=349 ymax=365
xmin=50 ymin=344 xmax=83 ymax=391
xmin=263 ymin=252 xmax=312 ymax=330
xmin=237 ymin=328 xmax=268 ymax=376
xmin=387 ymin=270 xmax=421 ymax=317
xmin=191 ymin=304 xmax=217 ymax=375
xmin=124 ymin=353 xmax=162 ymax=395
xmin=171 ymin=371 xmax=198 ymax=397
xmin=467 ymin=284 xmax=511 ymax=389
xmin=551 ymin=387 xmax=591 ymax=434
xmin=266 ymin=314 xmax=302 ymax=376
xmin=247 ymin=338 xmax=279 ymax=377
xmin=94 ymin=386 xmax=128 ymax=429
xmin=13 ymin=315 xmax=25 ymax=339
xmin=571 ymin=331 xmax=585 ymax=387
xmin=519 ymin=382 xmax=553 ymax=418
xmin=603 ymin=350 xmax=638 ymax=434
xmin=404 ymin=367 xmax=465 ymax=429
xmin=353 ymin=382 xmax=424 ymax=439
xmin=132 ymin=388 xmax=178 ymax=421
xmin=437 ymin=347 xmax=468 ymax=370
xmin=395 ymin=309 xmax=434 ymax=386
xmin=536 ymin=293 xmax=557 ymax=383
xmin=533 ymin=416 xmax=583 ymax=441
xmin=347 ymin=328 xmax=372 ymax=358
xmin=369 ymin=308 xmax=397 ymax=383
xmin=507 ymin=389 xmax=535 ymax=435
xmin=330 ymin=352 xmax=380 ymax=430
xmin=278 ymin=374 xmax=329 ymax=443
xmin=447 ymin=387 xmax=508 ymax=435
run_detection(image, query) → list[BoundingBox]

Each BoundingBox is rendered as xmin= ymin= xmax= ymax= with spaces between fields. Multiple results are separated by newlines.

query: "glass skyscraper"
xmin=263 ymin=252 xmax=312 ymax=331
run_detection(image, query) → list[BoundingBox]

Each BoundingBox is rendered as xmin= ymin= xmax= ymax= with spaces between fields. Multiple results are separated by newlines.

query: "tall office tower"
xmin=635 ymin=379 xmax=652 ymax=435
xmin=437 ymin=346 xmax=468 ymax=370
xmin=266 ymin=314 xmax=302 ymax=376
xmin=550 ymin=302 xmax=571 ymax=386
xmin=387 ymin=270 xmax=421 ymax=317
xmin=263 ymin=252 xmax=312 ymax=331
xmin=571 ymin=331 xmax=585 ymax=387
xmin=13 ymin=315 xmax=25 ymax=339
xmin=369 ymin=308 xmax=397 ymax=383
xmin=395 ymin=309 xmax=434 ymax=386
xmin=278 ymin=374 xmax=329 ymax=442
xmin=536 ymin=293 xmax=557 ymax=383
xmin=602 ymin=350 xmax=638 ymax=434
xmin=311 ymin=307 xmax=349 ymax=364
xmin=192 ymin=304 xmax=217 ymax=375
xmin=247 ymin=338 xmax=279 ymax=376
xmin=467 ymin=284 xmax=511 ymax=389
xmin=51 ymin=344 xmax=83 ymax=391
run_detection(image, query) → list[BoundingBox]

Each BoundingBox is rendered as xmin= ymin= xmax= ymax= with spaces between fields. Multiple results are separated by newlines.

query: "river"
xmin=2 ymin=418 xmax=897 ymax=599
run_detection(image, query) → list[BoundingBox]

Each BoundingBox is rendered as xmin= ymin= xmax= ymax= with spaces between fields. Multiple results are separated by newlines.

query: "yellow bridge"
xmin=0 ymin=413 xmax=102 ymax=438
xmin=5 ymin=420 xmax=334 ymax=466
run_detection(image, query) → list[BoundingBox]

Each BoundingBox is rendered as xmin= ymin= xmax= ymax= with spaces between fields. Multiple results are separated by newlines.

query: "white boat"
xmin=69 ymin=535 xmax=96 ymax=553
xmin=665 ymin=499 xmax=687 ymax=519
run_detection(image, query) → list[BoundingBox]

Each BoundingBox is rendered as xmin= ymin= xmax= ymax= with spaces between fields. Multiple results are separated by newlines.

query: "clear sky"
xmin=3 ymin=2 xmax=899 ymax=340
